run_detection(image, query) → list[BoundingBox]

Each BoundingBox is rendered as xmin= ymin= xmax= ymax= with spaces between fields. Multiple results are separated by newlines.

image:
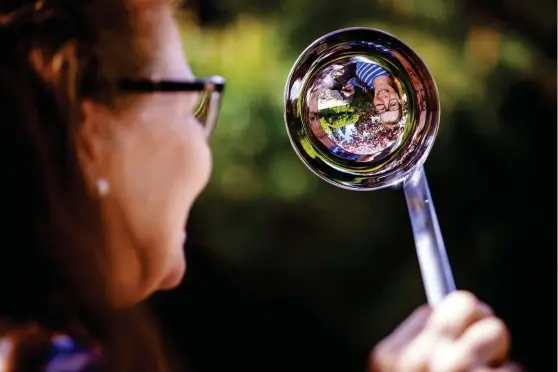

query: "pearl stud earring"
xmin=96 ymin=178 xmax=110 ymax=197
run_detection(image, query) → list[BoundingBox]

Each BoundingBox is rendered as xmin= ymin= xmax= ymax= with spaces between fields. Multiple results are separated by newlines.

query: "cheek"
xmin=161 ymin=116 xmax=212 ymax=224
xmin=178 ymin=118 xmax=212 ymax=200
xmin=109 ymin=109 xmax=211 ymax=240
xmin=102 ymin=104 xmax=212 ymax=296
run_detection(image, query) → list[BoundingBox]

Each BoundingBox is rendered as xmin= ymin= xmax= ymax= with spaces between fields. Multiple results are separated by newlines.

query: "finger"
xmin=428 ymin=317 xmax=510 ymax=371
xmin=369 ymin=306 xmax=432 ymax=371
xmin=392 ymin=299 xmax=484 ymax=372
xmin=387 ymin=305 xmax=432 ymax=349
xmin=394 ymin=330 xmax=439 ymax=372
xmin=457 ymin=317 xmax=511 ymax=368
xmin=426 ymin=291 xmax=493 ymax=339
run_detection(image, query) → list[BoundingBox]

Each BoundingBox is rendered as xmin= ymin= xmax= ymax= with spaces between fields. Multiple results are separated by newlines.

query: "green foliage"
xmin=318 ymin=88 xmax=372 ymax=130
xmin=318 ymin=104 xmax=359 ymax=130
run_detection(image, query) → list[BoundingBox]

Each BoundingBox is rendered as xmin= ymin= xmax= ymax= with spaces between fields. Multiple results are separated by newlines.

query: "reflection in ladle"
xmin=315 ymin=60 xmax=407 ymax=160
xmin=309 ymin=110 xmax=360 ymax=160
xmin=287 ymin=27 xmax=438 ymax=186
xmin=340 ymin=62 xmax=402 ymax=125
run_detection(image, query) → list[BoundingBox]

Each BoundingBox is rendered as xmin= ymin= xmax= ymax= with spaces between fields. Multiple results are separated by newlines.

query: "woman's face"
xmin=373 ymin=76 xmax=401 ymax=124
xmin=79 ymin=5 xmax=211 ymax=305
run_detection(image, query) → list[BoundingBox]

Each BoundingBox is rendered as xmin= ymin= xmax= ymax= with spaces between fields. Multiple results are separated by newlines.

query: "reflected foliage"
xmin=319 ymin=104 xmax=360 ymax=130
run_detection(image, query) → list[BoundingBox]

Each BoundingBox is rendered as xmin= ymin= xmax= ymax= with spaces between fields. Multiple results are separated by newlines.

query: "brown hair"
xmin=0 ymin=0 xmax=176 ymax=370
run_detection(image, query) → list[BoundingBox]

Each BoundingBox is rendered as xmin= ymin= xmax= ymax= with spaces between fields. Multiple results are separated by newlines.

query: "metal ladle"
xmin=284 ymin=27 xmax=455 ymax=306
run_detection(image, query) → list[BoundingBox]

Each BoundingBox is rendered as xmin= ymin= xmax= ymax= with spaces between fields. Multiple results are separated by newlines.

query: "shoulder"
xmin=0 ymin=323 xmax=103 ymax=372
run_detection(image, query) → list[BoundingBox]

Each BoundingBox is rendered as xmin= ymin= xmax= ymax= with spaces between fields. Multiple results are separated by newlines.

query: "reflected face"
xmin=373 ymin=75 xmax=401 ymax=124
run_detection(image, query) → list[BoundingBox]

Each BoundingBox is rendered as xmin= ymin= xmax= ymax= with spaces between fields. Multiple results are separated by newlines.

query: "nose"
xmin=380 ymin=96 xmax=390 ymax=105
xmin=377 ymin=90 xmax=390 ymax=102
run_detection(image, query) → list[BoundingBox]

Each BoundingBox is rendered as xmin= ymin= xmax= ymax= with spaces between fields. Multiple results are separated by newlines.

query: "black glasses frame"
xmin=116 ymin=77 xmax=225 ymax=93
xmin=116 ymin=75 xmax=225 ymax=136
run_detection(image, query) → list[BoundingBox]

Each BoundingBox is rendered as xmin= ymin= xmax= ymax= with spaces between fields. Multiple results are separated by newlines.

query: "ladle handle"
xmin=403 ymin=167 xmax=456 ymax=306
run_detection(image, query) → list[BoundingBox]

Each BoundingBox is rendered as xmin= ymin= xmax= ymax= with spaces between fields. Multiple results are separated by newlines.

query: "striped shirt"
xmin=347 ymin=62 xmax=389 ymax=92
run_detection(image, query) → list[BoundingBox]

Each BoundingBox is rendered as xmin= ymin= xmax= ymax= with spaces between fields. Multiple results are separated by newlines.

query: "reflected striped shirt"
xmin=347 ymin=62 xmax=389 ymax=91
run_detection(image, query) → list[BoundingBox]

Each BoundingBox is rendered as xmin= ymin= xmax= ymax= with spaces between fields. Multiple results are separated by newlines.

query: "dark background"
xmin=152 ymin=0 xmax=556 ymax=370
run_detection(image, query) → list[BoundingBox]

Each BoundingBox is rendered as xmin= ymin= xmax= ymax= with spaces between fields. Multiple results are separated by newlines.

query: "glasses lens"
xmin=194 ymin=90 xmax=211 ymax=126
xmin=389 ymin=99 xmax=400 ymax=111
xmin=194 ymin=89 xmax=223 ymax=136
xmin=193 ymin=76 xmax=225 ymax=135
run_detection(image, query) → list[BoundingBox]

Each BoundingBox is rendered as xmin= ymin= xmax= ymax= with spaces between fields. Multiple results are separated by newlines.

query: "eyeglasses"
xmin=374 ymin=98 xmax=400 ymax=114
xmin=116 ymin=75 xmax=225 ymax=136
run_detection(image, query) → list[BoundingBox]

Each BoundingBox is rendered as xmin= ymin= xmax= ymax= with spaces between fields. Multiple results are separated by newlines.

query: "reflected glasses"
xmin=116 ymin=75 xmax=225 ymax=136
xmin=375 ymin=98 xmax=400 ymax=114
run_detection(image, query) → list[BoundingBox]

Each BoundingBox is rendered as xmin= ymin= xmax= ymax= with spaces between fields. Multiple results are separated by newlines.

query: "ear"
xmin=76 ymin=100 xmax=111 ymax=192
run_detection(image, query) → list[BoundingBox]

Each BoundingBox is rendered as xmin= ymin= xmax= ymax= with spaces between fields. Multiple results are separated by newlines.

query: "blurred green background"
xmin=153 ymin=0 xmax=556 ymax=371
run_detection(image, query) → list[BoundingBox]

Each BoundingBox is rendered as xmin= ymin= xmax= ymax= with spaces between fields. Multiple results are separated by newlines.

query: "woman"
xmin=342 ymin=62 xmax=404 ymax=126
xmin=0 ymin=0 xmax=520 ymax=371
